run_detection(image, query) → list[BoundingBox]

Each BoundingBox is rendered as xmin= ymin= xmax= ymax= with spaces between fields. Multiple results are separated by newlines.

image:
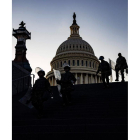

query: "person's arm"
xmin=56 ymin=79 xmax=62 ymax=84
xmin=71 ymin=73 xmax=76 ymax=82
xmin=46 ymin=79 xmax=52 ymax=93
xmin=31 ymin=80 xmax=38 ymax=94
xmin=96 ymin=64 xmax=100 ymax=75
xmin=56 ymin=74 xmax=63 ymax=84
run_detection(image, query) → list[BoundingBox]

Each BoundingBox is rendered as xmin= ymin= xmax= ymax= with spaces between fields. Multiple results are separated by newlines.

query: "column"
xmin=91 ymin=75 xmax=94 ymax=84
xmin=95 ymin=75 xmax=97 ymax=83
xmin=52 ymin=76 xmax=53 ymax=86
xmin=98 ymin=76 xmax=100 ymax=83
xmin=89 ymin=75 xmax=91 ymax=84
xmin=85 ymin=74 xmax=88 ymax=84
xmin=54 ymin=77 xmax=56 ymax=86
xmin=75 ymin=73 xmax=77 ymax=84
xmin=80 ymin=73 xmax=83 ymax=84
xmin=100 ymin=77 xmax=102 ymax=83
xmin=93 ymin=75 xmax=95 ymax=83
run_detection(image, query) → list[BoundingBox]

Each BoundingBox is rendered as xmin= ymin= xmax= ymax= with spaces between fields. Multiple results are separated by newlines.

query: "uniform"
xmin=31 ymin=77 xmax=52 ymax=116
xmin=97 ymin=60 xmax=111 ymax=87
xmin=115 ymin=56 xmax=128 ymax=81
xmin=57 ymin=71 xmax=76 ymax=105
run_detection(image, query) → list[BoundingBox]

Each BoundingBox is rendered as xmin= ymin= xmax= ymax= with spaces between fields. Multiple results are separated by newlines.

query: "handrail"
xmin=12 ymin=74 xmax=35 ymax=95
xmin=13 ymin=74 xmax=32 ymax=81
xmin=12 ymin=74 xmax=35 ymax=84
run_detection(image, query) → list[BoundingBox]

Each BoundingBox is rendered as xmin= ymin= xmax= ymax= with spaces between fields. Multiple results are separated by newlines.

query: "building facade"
xmin=46 ymin=13 xmax=101 ymax=86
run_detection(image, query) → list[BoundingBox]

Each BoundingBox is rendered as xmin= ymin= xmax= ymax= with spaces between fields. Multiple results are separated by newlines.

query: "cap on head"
xmin=118 ymin=53 xmax=122 ymax=56
xmin=63 ymin=63 xmax=70 ymax=70
xmin=99 ymin=56 xmax=104 ymax=60
xmin=35 ymin=67 xmax=45 ymax=76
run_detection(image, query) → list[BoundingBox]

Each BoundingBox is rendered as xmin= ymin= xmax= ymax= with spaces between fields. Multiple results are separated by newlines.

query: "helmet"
xmin=118 ymin=53 xmax=122 ymax=56
xmin=63 ymin=63 xmax=70 ymax=68
xmin=63 ymin=63 xmax=70 ymax=71
xmin=99 ymin=56 xmax=104 ymax=60
xmin=35 ymin=67 xmax=45 ymax=75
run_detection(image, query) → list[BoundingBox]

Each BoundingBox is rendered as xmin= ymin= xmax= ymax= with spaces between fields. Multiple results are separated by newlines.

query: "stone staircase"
xmin=12 ymin=82 xmax=128 ymax=140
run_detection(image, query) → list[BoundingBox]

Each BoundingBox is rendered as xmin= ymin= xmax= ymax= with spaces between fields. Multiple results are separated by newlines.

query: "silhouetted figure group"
xmin=96 ymin=53 xmax=128 ymax=88
xmin=27 ymin=53 xmax=127 ymax=118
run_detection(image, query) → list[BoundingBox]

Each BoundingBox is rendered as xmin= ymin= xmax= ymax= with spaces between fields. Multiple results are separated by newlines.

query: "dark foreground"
xmin=12 ymin=82 xmax=128 ymax=140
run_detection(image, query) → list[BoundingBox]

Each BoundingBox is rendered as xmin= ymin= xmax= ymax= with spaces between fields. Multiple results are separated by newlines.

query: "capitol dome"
xmin=46 ymin=13 xmax=101 ymax=86
xmin=56 ymin=38 xmax=95 ymax=56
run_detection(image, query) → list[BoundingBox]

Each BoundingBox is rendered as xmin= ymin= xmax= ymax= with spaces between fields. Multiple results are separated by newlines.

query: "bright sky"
xmin=12 ymin=0 xmax=128 ymax=81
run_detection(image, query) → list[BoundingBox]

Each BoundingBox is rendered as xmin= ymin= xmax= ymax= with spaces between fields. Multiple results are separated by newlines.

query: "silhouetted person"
xmin=96 ymin=56 xmax=111 ymax=88
xmin=115 ymin=53 xmax=128 ymax=82
xmin=56 ymin=63 xmax=76 ymax=106
xmin=28 ymin=69 xmax=52 ymax=118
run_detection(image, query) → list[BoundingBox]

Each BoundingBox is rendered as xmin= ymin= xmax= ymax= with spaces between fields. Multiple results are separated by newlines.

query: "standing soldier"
xmin=27 ymin=68 xmax=53 ymax=118
xmin=96 ymin=56 xmax=111 ymax=88
xmin=115 ymin=53 xmax=128 ymax=82
xmin=56 ymin=63 xmax=76 ymax=106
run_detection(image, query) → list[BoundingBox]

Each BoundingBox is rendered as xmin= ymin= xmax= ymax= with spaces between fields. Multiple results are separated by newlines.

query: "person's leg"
xmin=62 ymin=91 xmax=67 ymax=105
xmin=67 ymin=91 xmax=71 ymax=103
xmin=38 ymin=102 xmax=43 ymax=116
xmin=102 ymin=73 xmax=106 ymax=87
xmin=121 ymin=69 xmax=125 ymax=82
xmin=115 ymin=69 xmax=119 ymax=81
xmin=106 ymin=75 xmax=109 ymax=86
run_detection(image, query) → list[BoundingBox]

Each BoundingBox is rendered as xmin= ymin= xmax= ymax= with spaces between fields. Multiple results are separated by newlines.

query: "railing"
xmin=12 ymin=74 xmax=35 ymax=95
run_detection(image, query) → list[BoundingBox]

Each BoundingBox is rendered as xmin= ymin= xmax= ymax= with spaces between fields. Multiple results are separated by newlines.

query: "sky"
xmin=12 ymin=0 xmax=128 ymax=81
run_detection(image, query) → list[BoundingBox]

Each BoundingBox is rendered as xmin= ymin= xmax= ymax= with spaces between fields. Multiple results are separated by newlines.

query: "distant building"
xmin=46 ymin=13 xmax=101 ymax=85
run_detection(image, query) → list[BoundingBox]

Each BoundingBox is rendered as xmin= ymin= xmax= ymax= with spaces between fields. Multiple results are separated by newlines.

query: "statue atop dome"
xmin=72 ymin=12 xmax=77 ymax=25
xmin=73 ymin=12 xmax=76 ymax=20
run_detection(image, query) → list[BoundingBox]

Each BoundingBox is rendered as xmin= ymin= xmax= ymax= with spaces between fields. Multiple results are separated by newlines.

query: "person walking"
xmin=27 ymin=68 xmax=52 ymax=118
xmin=115 ymin=53 xmax=128 ymax=82
xmin=96 ymin=56 xmax=111 ymax=88
xmin=56 ymin=63 xmax=76 ymax=106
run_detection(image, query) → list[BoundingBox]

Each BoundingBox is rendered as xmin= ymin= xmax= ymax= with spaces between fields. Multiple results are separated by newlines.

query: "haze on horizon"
xmin=12 ymin=0 xmax=128 ymax=81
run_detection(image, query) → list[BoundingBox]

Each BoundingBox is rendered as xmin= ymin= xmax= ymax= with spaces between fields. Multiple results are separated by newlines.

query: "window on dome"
xmin=77 ymin=46 xmax=78 ymax=49
xmin=73 ymin=45 xmax=75 ymax=49
xmin=61 ymin=61 xmax=62 ymax=67
xmin=83 ymin=46 xmax=85 ymax=49
xmin=82 ymin=60 xmax=84 ymax=66
xmin=68 ymin=60 xmax=70 ymax=66
xmin=80 ymin=46 xmax=81 ymax=49
xmin=73 ymin=60 xmax=75 ymax=66
xmin=77 ymin=60 xmax=79 ymax=66
xmin=57 ymin=62 xmax=59 ymax=68
xmin=64 ymin=47 xmax=65 ymax=50
xmin=70 ymin=45 xmax=71 ymax=48
xmin=86 ymin=61 xmax=87 ymax=67
xmin=93 ymin=62 xmax=94 ymax=68
xmin=90 ymin=62 xmax=91 ymax=67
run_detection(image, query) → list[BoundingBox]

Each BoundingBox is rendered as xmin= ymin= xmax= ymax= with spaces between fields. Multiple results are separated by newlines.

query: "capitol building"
xmin=46 ymin=13 xmax=101 ymax=86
